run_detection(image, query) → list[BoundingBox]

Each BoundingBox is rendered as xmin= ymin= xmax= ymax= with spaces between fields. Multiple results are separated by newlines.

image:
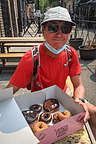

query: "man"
xmin=6 ymin=6 xmax=89 ymax=122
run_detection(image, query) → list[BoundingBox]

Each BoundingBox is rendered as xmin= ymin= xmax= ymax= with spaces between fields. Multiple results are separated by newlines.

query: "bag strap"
xmin=65 ymin=45 xmax=72 ymax=69
xmin=30 ymin=45 xmax=40 ymax=90
xmin=31 ymin=45 xmax=40 ymax=76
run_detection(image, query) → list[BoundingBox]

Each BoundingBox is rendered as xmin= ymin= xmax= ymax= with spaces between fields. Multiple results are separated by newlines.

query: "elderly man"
xmin=6 ymin=6 xmax=90 ymax=122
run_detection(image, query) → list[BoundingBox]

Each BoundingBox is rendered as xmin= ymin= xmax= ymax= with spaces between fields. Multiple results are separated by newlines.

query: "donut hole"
xmin=39 ymin=124 xmax=43 ymax=129
xmin=44 ymin=113 xmax=49 ymax=118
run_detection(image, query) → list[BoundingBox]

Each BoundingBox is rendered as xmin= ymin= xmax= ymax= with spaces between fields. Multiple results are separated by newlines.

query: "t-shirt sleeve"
xmin=10 ymin=50 xmax=33 ymax=88
xmin=69 ymin=48 xmax=81 ymax=77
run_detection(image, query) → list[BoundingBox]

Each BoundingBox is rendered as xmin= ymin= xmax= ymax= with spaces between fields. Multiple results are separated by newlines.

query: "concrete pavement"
xmin=80 ymin=59 xmax=96 ymax=105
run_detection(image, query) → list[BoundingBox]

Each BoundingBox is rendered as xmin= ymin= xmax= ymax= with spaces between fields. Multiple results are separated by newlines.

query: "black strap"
xmin=27 ymin=46 xmax=40 ymax=90
xmin=65 ymin=45 xmax=72 ymax=69
xmin=33 ymin=58 xmax=39 ymax=76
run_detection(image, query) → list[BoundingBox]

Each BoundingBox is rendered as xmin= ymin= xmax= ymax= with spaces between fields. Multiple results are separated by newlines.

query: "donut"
xmin=29 ymin=104 xmax=42 ymax=114
xmin=53 ymin=113 xmax=60 ymax=124
xmin=22 ymin=110 xmax=38 ymax=124
xmin=53 ymin=110 xmax=71 ymax=124
xmin=33 ymin=121 xmax=48 ymax=133
xmin=43 ymin=98 xmax=59 ymax=113
xmin=39 ymin=112 xmax=52 ymax=124
xmin=58 ymin=110 xmax=71 ymax=120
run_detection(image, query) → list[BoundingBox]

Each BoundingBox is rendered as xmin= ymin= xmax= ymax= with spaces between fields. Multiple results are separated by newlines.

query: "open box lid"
xmin=0 ymin=88 xmax=39 ymax=144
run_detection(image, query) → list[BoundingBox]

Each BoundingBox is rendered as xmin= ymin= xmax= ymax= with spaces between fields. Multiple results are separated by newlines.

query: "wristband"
xmin=79 ymin=98 xmax=88 ymax=103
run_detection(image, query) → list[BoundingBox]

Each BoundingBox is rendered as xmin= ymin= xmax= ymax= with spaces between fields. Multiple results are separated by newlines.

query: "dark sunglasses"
xmin=47 ymin=22 xmax=72 ymax=34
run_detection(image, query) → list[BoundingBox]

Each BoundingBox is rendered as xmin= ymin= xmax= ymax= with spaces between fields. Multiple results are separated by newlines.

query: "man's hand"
xmin=86 ymin=103 xmax=96 ymax=115
xmin=75 ymin=98 xmax=90 ymax=122
xmin=6 ymin=82 xmax=20 ymax=94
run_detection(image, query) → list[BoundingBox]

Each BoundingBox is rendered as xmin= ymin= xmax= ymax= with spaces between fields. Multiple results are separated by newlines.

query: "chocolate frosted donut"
xmin=39 ymin=112 xmax=52 ymax=124
xmin=22 ymin=110 xmax=38 ymax=124
xmin=43 ymin=98 xmax=59 ymax=112
xmin=29 ymin=104 xmax=42 ymax=114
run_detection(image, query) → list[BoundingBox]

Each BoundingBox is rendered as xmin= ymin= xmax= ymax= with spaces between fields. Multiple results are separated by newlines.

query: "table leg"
xmin=1 ymin=44 xmax=6 ymax=67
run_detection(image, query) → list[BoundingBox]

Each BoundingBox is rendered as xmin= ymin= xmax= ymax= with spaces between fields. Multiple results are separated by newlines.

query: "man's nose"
xmin=57 ymin=27 xmax=63 ymax=34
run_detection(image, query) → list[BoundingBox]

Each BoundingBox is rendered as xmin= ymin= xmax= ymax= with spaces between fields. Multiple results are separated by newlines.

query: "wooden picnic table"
xmin=0 ymin=37 xmax=44 ymax=43
xmin=0 ymin=37 xmax=45 ymax=72
xmin=0 ymin=37 xmax=45 ymax=52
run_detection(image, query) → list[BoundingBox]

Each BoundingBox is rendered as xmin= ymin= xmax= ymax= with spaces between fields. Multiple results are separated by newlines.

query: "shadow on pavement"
xmin=90 ymin=73 xmax=96 ymax=82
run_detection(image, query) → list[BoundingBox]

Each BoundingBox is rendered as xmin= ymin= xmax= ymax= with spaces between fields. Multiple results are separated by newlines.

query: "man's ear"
xmin=41 ymin=25 xmax=45 ymax=35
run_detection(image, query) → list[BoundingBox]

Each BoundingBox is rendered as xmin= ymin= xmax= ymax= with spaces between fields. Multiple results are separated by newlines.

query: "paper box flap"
xmin=55 ymin=86 xmax=84 ymax=114
xmin=36 ymin=85 xmax=84 ymax=114
xmin=15 ymin=85 xmax=84 ymax=114
xmin=35 ymin=112 xmax=84 ymax=144
xmin=0 ymin=91 xmax=39 ymax=144
xmin=15 ymin=91 xmax=46 ymax=110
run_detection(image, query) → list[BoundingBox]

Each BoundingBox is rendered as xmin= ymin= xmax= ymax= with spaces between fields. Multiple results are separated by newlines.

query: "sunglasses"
xmin=47 ymin=22 xmax=72 ymax=34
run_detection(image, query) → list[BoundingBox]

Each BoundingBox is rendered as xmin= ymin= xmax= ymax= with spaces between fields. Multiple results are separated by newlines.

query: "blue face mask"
xmin=44 ymin=42 xmax=66 ymax=54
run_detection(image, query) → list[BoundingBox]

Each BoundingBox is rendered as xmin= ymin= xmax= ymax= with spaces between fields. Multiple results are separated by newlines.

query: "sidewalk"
xmin=80 ymin=59 xmax=96 ymax=105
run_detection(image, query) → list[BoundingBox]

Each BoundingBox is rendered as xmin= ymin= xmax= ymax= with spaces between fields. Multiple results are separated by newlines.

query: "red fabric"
xmin=10 ymin=43 xmax=81 ymax=92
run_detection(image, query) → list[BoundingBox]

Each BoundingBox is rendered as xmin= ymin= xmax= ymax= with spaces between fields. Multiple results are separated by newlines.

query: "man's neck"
xmin=43 ymin=46 xmax=61 ymax=58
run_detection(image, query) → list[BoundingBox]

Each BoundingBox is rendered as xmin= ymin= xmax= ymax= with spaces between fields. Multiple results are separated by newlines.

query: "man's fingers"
xmin=74 ymin=99 xmax=90 ymax=122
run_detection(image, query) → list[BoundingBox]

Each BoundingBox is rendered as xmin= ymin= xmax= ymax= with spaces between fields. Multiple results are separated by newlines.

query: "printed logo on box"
xmin=54 ymin=125 xmax=68 ymax=137
xmin=38 ymin=133 xmax=46 ymax=140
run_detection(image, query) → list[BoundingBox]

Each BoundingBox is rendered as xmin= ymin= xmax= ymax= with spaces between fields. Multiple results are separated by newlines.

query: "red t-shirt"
xmin=10 ymin=43 xmax=81 ymax=92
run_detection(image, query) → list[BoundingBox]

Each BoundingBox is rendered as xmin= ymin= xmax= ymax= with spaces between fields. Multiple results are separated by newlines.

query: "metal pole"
xmin=37 ymin=0 xmax=40 ymax=33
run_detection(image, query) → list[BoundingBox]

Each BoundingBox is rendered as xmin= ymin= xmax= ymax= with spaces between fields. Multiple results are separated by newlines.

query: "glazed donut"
xmin=39 ymin=112 xmax=52 ymax=124
xmin=53 ymin=110 xmax=71 ymax=124
xmin=33 ymin=121 xmax=48 ymax=133
xmin=43 ymin=98 xmax=59 ymax=113
xmin=22 ymin=110 xmax=38 ymax=124
xmin=53 ymin=113 xmax=60 ymax=124
xmin=58 ymin=110 xmax=71 ymax=120
xmin=29 ymin=104 xmax=42 ymax=114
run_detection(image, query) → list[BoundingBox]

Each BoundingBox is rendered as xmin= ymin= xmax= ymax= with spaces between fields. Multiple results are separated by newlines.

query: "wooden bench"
xmin=0 ymin=37 xmax=45 ymax=72
xmin=0 ymin=53 xmax=25 ymax=58
xmin=3 ymin=43 xmax=41 ymax=47
xmin=0 ymin=37 xmax=45 ymax=52
xmin=0 ymin=53 xmax=25 ymax=72
xmin=2 ymin=43 xmax=41 ymax=53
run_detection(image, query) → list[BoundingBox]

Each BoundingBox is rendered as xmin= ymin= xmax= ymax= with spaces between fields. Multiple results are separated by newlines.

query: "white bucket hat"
xmin=41 ymin=6 xmax=75 ymax=26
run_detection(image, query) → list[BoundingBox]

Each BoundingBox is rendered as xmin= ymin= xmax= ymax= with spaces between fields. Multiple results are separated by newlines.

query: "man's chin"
xmin=54 ymin=44 xmax=64 ymax=49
